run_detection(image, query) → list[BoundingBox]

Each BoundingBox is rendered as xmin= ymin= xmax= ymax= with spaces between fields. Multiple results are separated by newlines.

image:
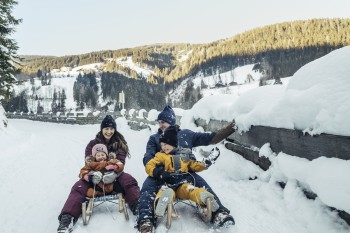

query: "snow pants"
xmin=59 ymin=172 xmax=140 ymax=219
xmin=137 ymin=172 xmax=229 ymax=227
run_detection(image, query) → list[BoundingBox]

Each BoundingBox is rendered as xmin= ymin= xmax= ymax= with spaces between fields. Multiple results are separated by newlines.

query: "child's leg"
xmin=176 ymin=184 xmax=219 ymax=212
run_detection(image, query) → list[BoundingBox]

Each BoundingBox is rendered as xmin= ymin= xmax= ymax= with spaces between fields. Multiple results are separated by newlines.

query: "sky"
xmin=12 ymin=0 xmax=350 ymax=56
xmin=1 ymin=44 xmax=350 ymax=233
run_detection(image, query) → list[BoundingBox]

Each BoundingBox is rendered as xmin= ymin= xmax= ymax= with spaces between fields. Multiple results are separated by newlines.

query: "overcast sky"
xmin=13 ymin=0 xmax=350 ymax=56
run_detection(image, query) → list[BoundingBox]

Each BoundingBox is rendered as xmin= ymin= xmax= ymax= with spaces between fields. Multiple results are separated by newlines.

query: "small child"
xmin=79 ymin=143 xmax=124 ymax=197
xmin=145 ymin=126 xmax=220 ymax=214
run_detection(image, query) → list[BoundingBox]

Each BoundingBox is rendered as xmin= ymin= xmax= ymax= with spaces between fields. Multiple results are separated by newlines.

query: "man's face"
xmin=158 ymin=120 xmax=170 ymax=132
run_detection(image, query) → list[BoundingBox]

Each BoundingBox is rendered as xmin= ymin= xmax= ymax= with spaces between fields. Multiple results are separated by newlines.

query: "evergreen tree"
xmin=0 ymin=0 xmax=22 ymax=103
xmin=37 ymin=69 xmax=42 ymax=78
xmin=51 ymin=89 xmax=58 ymax=113
xmin=60 ymin=89 xmax=66 ymax=112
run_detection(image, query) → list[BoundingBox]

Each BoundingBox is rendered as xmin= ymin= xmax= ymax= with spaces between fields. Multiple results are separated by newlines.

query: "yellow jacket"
xmin=146 ymin=148 xmax=207 ymax=177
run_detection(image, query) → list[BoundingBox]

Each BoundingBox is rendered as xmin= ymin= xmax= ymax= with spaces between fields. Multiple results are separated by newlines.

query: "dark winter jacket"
xmin=143 ymin=127 xmax=215 ymax=165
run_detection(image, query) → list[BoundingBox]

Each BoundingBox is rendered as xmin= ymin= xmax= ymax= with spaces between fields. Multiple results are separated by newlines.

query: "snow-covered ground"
xmin=0 ymin=118 xmax=349 ymax=233
xmin=1 ymin=43 xmax=349 ymax=233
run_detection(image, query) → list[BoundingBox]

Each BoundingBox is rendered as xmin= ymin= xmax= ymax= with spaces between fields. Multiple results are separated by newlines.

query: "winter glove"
xmin=102 ymin=171 xmax=119 ymax=184
xmin=203 ymin=147 xmax=220 ymax=167
xmin=152 ymin=164 xmax=173 ymax=182
xmin=88 ymin=171 xmax=103 ymax=185
xmin=83 ymin=174 xmax=90 ymax=182
xmin=105 ymin=164 xmax=118 ymax=171
xmin=152 ymin=163 xmax=165 ymax=179
xmin=209 ymin=120 xmax=238 ymax=144
xmin=159 ymin=171 xmax=172 ymax=182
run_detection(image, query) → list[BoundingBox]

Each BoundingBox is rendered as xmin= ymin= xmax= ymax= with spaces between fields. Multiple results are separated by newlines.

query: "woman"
xmin=57 ymin=115 xmax=140 ymax=233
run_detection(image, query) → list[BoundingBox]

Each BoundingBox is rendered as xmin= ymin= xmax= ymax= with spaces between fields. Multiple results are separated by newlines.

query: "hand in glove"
xmin=89 ymin=171 xmax=103 ymax=185
xmin=152 ymin=164 xmax=173 ymax=182
xmin=203 ymin=147 xmax=220 ymax=167
xmin=152 ymin=163 xmax=165 ymax=179
xmin=105 ymin=164 xmax=118 ymax=171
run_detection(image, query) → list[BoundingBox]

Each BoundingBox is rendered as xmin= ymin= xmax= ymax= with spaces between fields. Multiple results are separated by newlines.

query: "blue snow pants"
xmin=137 ymin=172 xmax=229 ymax=227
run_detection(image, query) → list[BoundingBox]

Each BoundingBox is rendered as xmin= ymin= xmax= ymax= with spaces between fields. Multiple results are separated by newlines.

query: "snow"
xmin=182 ymin=46 xmax=350 ymax=137
xmin=0 ymin=46 xmax=349 ymax=233
xmin=177 ymin=50 xmax=192 ymax=62
xmin=115 ymin=56 xmax=155 ymax=79
xmin=169 ymin=64 xmax=265 ymax=103
xmin=1 ymin=118 xmax=349 ymax=233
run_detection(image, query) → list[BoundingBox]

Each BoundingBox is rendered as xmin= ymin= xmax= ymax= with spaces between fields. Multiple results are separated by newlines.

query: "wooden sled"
xmin=155 ymin=188 xmax=213 ymax=230
xmin=82 ymin=193 xmax=129 ymax=225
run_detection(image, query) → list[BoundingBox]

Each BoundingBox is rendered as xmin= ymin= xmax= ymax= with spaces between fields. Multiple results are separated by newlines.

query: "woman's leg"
xmin=116 ymin=172 xmax=140 ymax=211
xmin=59 ymin=179 xmax=89 ymax=219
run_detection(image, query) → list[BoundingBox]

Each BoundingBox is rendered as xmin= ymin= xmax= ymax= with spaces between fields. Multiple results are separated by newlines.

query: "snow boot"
xmin=213 ymin=210 xmax=235 ymax=228
xmin=57 ymin=214 xmax=75 ymax=233
xmin=140 ymin=219 xmax=154 ymax=233
xmin=200 ymin=191 xmax=220 ymax=212
xmin=154 ymin=186 xmax=175 ymax=217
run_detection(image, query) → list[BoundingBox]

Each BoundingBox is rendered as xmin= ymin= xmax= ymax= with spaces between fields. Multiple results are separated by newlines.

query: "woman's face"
xmin=102 ymin=127 xmax=115 ymax=140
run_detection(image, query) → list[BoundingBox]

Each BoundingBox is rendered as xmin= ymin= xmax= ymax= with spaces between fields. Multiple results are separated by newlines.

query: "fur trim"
xmin=85 ymin=155 xmax=94 ymax=164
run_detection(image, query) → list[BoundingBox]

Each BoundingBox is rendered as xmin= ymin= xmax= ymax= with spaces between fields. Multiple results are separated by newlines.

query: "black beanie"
xmin=101 ymin=115 xmax=117 ymax=130
xmin=159 ymin=126 xmax=178 ymax=148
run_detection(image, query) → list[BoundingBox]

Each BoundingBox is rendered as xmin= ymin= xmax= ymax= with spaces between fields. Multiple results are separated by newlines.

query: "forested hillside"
xmin=18 ymin=18 xmax=350 ymax=83
xmin=7 ymin=18 xmax=350 ymax=113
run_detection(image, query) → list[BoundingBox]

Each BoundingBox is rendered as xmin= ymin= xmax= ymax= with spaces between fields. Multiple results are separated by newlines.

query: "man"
xmin=138 ymin=105 xmax=236 ymax=233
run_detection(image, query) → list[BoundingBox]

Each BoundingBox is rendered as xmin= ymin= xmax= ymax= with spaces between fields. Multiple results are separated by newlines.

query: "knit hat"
xmin=159 ymin=126 xmax=178 ymax=148
xmin=101 ymin=115 xmax=116 ymax=130
xmin=92 ymin=144 xmax=108 ymax=157
xmin=157 ymin=105 xmax=176 ymax=126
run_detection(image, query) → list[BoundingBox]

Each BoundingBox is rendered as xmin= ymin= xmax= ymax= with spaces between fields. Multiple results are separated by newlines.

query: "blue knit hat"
xmin=157 ymin=105 xmax=176 ymax=126
xmin=101 ymin=115 xmax=116 ymax=130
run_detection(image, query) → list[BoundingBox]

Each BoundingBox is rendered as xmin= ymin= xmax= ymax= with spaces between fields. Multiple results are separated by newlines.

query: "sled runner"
xmin=82 ymin=193 xmax=129 ymax=225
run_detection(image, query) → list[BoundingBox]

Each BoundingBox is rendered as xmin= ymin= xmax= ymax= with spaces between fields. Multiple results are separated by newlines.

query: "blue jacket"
xmin=143 ymin=128 xmax=215 ymax=165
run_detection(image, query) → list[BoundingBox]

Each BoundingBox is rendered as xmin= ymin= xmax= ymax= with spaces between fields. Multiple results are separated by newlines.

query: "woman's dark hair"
xmin=96 ymin=130 xmax=130 ymax=157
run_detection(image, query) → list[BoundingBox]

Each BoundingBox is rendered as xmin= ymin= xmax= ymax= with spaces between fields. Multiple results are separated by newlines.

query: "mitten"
xmin=105 ymin=164 xmax=118 ymax=171
xmin=102 ymin=171 xmax=118 ymax=184
xmin=203 ymin=147 xmax=220 ymax=167
xmin=89 ymin=171 xmax=103 ymax=185
xmin=209 ymin=120 xmax=237 ymax=144
xmin=160 ymin=171 xmax=172 ymax=182
xmin=152 ymin=163 xmax=165 ymax=179
xmin=83 ymin=174 xmax=90 ymax=182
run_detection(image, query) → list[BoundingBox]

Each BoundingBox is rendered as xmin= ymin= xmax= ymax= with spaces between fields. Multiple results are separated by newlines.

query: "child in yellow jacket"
xmin=145 ymin=126 xmax=220 ymax=212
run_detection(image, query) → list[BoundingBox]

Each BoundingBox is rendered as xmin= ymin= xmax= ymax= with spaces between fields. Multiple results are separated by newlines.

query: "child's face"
xmin=161 ymin=142 xmax=175 ymax=154
xmin=95 ymin=151 xmax=107 ymax=162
